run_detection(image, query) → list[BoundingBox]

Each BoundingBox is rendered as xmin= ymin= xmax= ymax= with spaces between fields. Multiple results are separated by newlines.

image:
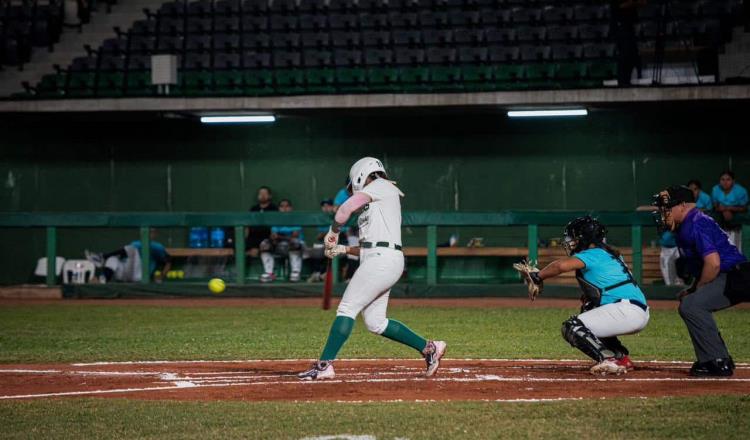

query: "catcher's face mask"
xmin=652 ymin=190 xmax=677 ymax=233
xmin=562 ymin=234 xmax=577 ymax=256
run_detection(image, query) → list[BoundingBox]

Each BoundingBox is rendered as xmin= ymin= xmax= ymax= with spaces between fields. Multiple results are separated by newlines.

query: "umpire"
xmin=652 ymin=185 xmax=750 ymax=376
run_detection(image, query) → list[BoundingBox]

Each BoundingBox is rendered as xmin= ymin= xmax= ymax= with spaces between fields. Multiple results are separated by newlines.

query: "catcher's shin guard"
xmin=561 ymin=317 xmax=616 ymax=362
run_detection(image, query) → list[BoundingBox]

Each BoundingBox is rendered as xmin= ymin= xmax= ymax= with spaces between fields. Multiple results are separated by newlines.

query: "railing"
xmin=2 ymin=211 xmax=748 ymax=287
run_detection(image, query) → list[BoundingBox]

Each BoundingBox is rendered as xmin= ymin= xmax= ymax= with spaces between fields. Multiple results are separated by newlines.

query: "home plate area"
xmin=1 ymin=359 xmax=748 ymax=402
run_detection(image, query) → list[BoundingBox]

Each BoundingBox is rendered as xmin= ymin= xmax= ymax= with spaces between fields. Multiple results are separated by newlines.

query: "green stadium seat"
xmin=429 ymin=66 xmax=462 ymax=92
xmin=587 ymin=61 xmax=617 ymax=80
xmin=554 ymin=62 xmax=586 ymax=81
xmin=399 ymin=67 xmax=431 ymax=92
xmin=67 ymin=73 xmax=96 ymax=97
xmin=181 ymin=71 xmax=213 ymax=96
xmin=366 ymin=68 xmax=400 ymax=93
xmin=96 ymin=72 xmax=125 ymax=97
xmin=243 ymin=71 xmax=275 ymax=96
xmin=305 ymin=69 xmax=336 ymax=94
xmin=36 ymin=74 xmax=66 ymax=97
xmin=124 ymin=72 xmax=153 ymax=96
xmin=275 ymin=69 xmax=306 ymax=95
xmin=213 ymin=71 xmax=244 ymax=96
xmin=460 ymin=66 xmax=494 ymax=92
xmin=335 ymin=68 xmax=368 ymax=93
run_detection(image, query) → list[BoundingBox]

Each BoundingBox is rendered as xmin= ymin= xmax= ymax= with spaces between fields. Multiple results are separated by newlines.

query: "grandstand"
xmin=0 ymin=0 xmax=747 ymax=99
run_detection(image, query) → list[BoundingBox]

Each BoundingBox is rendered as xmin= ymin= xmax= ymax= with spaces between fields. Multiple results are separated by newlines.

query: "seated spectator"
xmin=658 ymin=230 xmax=683 ymax=286
xmin=711 ymin=170 xmax=748 ymax=248
xmin=246 ymin=186 xmax=278 ymax=256
xmin=86 ymin=229 xmax=171 ymax=283
xmin=308 ymin=199 xmax=334 ymax=282
xmin=688 ymin=179 xmax=712 ymax=211
xmin=260 ymin=199 xmax=304 ymax=283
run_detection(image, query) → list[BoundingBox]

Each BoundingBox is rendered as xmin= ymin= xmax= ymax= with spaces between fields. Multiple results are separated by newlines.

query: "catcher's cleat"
xmin=590 ymin=358 xmax=627 ymax=376
xmin=616 ymin=355 xmax=635 ymax=371
xmin=297 ymin=360 xmax=335 ymax=381
xmin=423 ymin=340 xmax=447 ymax=377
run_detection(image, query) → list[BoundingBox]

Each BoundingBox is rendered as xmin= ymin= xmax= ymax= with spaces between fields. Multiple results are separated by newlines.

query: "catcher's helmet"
xmin=651 ymin=185 xmax=695 ymax=233
xmin=563 ymin=216 xmax=607 ymax=255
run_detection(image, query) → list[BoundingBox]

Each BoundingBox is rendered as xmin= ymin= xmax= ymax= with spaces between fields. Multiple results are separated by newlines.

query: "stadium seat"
xmin=399 ymin=67 xmax=431 ymax=92
xmin=275 ymin=69 xmax=306 ymax=95
xmin=366 ymin=67 xmax=400 ymax=92
xmin=392 ymin=30 xmax=421 ymax=46
xmin=335 ymin=67 xmax=368 ymax=92
xmin=306 ymin=68 xmax=337 ymax=93
xmin=395 ymin=48 xmax=425 ymax=65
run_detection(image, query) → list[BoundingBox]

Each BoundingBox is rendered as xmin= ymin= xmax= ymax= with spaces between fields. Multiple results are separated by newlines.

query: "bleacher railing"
xmin=2 ymin=211 xmax=749 ymax=287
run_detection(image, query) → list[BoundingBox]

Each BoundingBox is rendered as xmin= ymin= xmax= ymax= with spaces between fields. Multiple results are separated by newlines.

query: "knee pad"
xmin=364 ymin=316 xmax=388 ymax=334
xmin=561 ymin=316 xmax=614 ymax=362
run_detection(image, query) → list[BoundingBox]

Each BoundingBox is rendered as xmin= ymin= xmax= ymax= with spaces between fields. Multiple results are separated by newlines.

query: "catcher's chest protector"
xmin=575 ymin=247 xmax=639 ymax=309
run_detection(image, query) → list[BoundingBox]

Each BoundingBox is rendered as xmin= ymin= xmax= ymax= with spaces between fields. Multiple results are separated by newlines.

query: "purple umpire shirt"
xmin=675 ymin=208 xmax=747 ymax=277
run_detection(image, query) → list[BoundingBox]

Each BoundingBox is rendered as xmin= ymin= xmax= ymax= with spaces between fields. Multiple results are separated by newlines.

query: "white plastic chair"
xmin=62 ymin=260 xmax=96 ymax=284
xmin=34 ymin=257 xmax=66 ymax=277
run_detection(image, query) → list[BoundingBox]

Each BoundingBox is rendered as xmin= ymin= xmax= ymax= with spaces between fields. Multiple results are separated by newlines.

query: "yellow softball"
xmin=208 ymin=278 xmax=226 ymax=294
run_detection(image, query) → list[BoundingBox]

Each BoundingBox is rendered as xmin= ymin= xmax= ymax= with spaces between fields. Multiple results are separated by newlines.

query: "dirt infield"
xmin=3 ymin=297 xmax=733 ymax=310
xmin=1 ymin=359 xmax=748 ymax=402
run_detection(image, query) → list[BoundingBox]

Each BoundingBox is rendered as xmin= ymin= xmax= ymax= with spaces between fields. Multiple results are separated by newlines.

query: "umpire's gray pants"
xmin=678 ymin=274 xmax=733 ymax=362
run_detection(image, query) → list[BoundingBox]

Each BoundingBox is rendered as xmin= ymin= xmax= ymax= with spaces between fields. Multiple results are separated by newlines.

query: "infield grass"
xmin=0 ymin=302 xmax=749 ymax=363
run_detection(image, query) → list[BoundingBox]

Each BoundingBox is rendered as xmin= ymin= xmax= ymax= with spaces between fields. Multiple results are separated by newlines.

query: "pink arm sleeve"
xmin=334 ymin=192 xmax=371 ymax=225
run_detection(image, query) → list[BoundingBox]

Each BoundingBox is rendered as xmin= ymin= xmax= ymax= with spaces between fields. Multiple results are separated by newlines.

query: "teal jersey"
xmin=573 ymin=247 xmax=647 ymax=306
xmin=271 ymin=226 xmax=304 ymax=242
xmin=711 ymin=183 xmax=748 ymax=207
xmin=130 ymin=240 xmax=169 ymax=274
xmin=695 ymin=190 xmax=712 ymax=211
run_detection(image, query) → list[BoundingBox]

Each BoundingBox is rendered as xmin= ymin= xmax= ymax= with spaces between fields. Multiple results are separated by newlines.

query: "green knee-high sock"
xmin=380 ymin=319 xmax=428 ymax=353
xmin=320 ymin=316 xmax=355 ymax=361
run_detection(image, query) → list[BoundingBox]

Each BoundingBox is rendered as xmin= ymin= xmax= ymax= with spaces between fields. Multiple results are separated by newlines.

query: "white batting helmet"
xmin=348 ymin=157 xmax=387 ymax=193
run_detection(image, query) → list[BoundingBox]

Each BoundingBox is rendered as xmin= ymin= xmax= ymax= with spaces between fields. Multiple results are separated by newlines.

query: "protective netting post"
xmin=527 ymin=224 xmax=538 ymax=263
xmin=46 ymin=226 xmax=56 ymax=286
xmin=234 ymin=225 xmax=246 ymax=285
xmin=631 ymin=225 xmax=642 ymax=284
xmin=140 ymin=226 xmax=150 ymax=284
xmin=427 ymin=225 xmax=437 ymax=285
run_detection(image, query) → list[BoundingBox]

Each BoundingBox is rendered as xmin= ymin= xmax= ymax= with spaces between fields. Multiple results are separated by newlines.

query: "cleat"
xmin=260 ymin=273 xmax=275 ymax=283
xmin=297 ymin=361 xmax=335 ymax=381
xmin=423 ymin=340 xmax=447 ymax=377
xmin=616 ymin=355 xmax=635 ymax=371
xmin=590 ymin=358 xmax=627 ymax=376
xmin=690 ymin=358 xmax=734 ymax=377
xmin=289 ymin=271 xmax=301 ymax=282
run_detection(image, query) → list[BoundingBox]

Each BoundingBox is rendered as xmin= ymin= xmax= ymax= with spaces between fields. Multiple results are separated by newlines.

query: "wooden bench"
xmin=166 ymin=246 xmax=664 ymax=285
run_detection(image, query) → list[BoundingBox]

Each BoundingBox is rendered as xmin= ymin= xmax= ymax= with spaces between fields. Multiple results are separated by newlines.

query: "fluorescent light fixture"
xmin=507 ymin=109 xmax=588 ymax=118
xmin=200 ymin=115 xmax=276 ymax=124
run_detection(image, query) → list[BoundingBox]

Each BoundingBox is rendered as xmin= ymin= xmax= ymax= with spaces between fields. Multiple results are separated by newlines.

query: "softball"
xmin=208 ymin=278 xmax=226 ymax=294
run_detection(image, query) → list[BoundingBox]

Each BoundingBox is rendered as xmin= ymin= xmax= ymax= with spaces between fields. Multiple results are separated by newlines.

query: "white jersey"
xmin=357 ymin=178 xmax=403 ymax=245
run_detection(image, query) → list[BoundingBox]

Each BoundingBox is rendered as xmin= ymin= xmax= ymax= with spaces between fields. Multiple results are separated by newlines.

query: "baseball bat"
xmin=322 ymin=259 xmax=333 ymax=310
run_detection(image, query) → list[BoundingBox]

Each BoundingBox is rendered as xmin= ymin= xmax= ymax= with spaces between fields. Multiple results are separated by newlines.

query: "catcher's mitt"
xmin=513 ymin=259 xmax=543 ymax=301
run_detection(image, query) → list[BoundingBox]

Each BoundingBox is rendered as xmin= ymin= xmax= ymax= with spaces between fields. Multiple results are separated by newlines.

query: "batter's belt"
xmin=361 ymin=241 xmax=402 ymax=251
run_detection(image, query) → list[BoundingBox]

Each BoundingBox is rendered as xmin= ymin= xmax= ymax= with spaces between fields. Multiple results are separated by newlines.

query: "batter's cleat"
xmin=590 ymin=358 xmax=627 ymax=376
xmin=260 ymin=273 xmax=275 ymax=283
xmin=423 ymin=340 xmax=447 ymax=377
xmin=690 ymin=358 xmax=734 ymax=377
xmin=616 ymin=355 xmax=635 ymax=371
xmin=297 ymin=361 xmax=335 ymax=381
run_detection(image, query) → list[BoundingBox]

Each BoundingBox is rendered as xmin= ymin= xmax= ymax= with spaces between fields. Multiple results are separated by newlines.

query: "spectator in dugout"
xmin=711 ymin=170 xmax=748 ymax=249
xmin=246 ymin=186 xmax=278 ymax=256
xmin=308 ymin=199 xmax=335 ymax=282
xmin=85 ymin=229 xmax=171 ymax=283
xmin=260 ymin=199 xmax=304 ymax=283
xmin=688 ymin=179 xmax=713 ymax=211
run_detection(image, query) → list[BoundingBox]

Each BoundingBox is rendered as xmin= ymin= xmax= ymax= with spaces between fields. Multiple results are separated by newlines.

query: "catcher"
xmin=514 ymin=216 xmax=650 ymax=376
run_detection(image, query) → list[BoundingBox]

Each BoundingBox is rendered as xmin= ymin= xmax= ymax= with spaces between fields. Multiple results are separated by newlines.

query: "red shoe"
xmin=616 ymin=355 xmax=635 ymax=371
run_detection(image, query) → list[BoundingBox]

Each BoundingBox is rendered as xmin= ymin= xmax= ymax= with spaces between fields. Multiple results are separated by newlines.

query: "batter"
xmin=298 ymin=157 xmax=446 ymax=380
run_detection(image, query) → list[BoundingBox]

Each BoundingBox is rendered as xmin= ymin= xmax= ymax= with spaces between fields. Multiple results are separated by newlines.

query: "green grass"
xmin=1 ymin=397 xmax=749 ymax=440
xmin=1 ymin=304 xmax=749 ymax=363
xmin=2 ymin=303 xmax=749 ymax=439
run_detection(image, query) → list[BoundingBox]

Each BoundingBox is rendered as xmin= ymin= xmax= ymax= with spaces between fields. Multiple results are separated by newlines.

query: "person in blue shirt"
xmin=333 ymin=177 xmax=351 ymax=210
xmin=260 ymin=199 xmax=305 ymax=283
xmin=519 ymin=216 xmax=649 ymax=376
xmin=653 ymin=185 xmax=748 ymax=376
xmin=687 ymin=179 xmax=712 ymax=211
xmin=711 ymin=170 xmax=748 ymax=249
